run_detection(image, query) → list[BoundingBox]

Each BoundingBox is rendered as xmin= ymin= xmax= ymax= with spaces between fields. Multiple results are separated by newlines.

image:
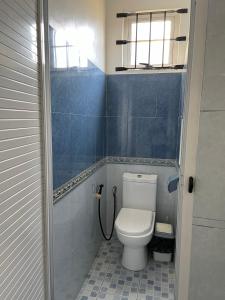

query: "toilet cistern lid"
xmin=123 ymin=173 xmax=157 ymax=183
xmin=115 ymin=208 xmax=154 ymax=236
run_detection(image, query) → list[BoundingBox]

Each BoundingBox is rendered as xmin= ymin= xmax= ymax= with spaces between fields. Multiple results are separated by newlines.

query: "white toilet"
xmin=115 ymin=172 xmax=157 ymax=271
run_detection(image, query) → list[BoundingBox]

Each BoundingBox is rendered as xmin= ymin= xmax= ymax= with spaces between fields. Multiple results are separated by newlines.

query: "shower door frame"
xmin=38 ymin=0 xmax=54 ymax=299
xmin=37 ymin=0 xmax=210 ymax=299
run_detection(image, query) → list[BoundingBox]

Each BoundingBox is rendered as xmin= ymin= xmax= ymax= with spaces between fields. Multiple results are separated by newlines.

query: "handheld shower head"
xmin=96 ymin=184 xmax=104 ymax=199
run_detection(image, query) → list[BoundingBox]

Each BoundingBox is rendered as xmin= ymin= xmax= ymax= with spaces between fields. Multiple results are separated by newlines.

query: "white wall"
xmin=49 ymin=0 xmax=106 ymax=71
xmin=53 ymin=165 xmax=106 ymax=300
xmin=106 ymin=0 xmax=190 ymax=74
xmin=106 ymin=164 xmax=178 ymax=234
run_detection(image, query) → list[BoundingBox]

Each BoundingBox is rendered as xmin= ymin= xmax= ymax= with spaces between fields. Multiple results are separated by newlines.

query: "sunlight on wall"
xmin=49 ymin=0 xmax=105 ymax=71
xmin=52 ymin=26 xmax=95 ymax=69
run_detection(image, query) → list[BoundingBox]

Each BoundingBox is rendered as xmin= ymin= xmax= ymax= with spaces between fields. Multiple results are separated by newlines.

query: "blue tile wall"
xmin=51 ymin=67 xmax=106 ymax=189
xmin=51 ymin=69 xmax=182 ymax=189
xmin=106 ymin=73 xmax=182 ymax=159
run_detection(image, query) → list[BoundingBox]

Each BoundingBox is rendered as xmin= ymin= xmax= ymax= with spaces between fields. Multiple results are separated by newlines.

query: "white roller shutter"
xmin=0 ymin=0 xmax=46 ymax=299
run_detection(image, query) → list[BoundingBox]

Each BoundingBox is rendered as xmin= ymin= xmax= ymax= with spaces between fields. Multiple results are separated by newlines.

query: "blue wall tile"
xmin=53 ymin=154 xmax=73 ymax=189
xmin=96 ymin=116 xmax=106 ymax=161
xmin=86 ymin=73 xmax=106 ymax=116
xmin=128 ymin=74 xmax=157 ymax=118
xmin=107 ymin=75 xmax=129 ymax=116
xmin=106 ymin=116 xmax=127 ymax=157
xmin=68 ymin=74 xmax=89 ymax=115
xmin=51 ymin=73 xmax=72 ymax=114
xmin=156 ymin=73 xmax=181 ymax=117
xmin=51 ymin=69 xmax=106 ymax=116
xmin=52 ymin=69 xmax=182 ymax=189
xmin=127 ymin=116 xmax=179 ymax=159
xmin=106 ymin=73 xmax=182 ymax=160
xmin=51 ymin=66 xmax=106 ymax=189
xmin=70 ymin=115 xmax=96 ymax=178
xmin=52 ymin=113 xmax=72 ymax=155
xmin=52 ymin=113 xmax=72 ymax=189
xmin=127 ymin=117 xmax=167 ymax=158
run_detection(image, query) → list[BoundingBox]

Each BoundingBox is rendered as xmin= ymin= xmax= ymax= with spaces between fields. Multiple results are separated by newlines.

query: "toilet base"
xmin=122 ymin=245 xmax=148 ymax=271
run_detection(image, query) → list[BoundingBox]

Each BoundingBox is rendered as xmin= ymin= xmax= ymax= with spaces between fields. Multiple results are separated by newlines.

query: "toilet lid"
xmin=115 ymin=208 xmax=154 ymax=236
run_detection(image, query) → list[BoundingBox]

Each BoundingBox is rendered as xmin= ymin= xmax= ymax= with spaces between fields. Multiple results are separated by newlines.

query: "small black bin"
xmin=149 ymin=223 xmax=175 ymax=262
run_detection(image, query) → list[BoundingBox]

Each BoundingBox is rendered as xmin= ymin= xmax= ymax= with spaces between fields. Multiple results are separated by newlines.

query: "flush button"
xmin=137 ymin=175 xmax=142 ymax=178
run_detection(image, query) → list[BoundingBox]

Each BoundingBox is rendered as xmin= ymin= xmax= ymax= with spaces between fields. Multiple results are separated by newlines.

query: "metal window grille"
xmin=116 ymin=8 xmax=188 ymax=72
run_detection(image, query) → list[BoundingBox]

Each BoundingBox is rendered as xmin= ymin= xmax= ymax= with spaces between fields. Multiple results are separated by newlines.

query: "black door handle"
xmin=188 ymin=177 xmax=194 ymax=193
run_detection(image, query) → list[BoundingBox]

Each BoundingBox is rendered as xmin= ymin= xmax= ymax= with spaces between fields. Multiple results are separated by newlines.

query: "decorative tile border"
xmin=106 ymin=156 xmax=176 ymax=167
xmin=53 ymin=158 xmax=106 ymax=204
xmin=53 ymin=157 xmax=177 ymax=204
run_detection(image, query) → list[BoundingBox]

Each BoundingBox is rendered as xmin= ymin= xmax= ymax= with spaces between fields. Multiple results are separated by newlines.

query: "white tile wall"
xmin=53 ymin=165 xmax=107 ymax=300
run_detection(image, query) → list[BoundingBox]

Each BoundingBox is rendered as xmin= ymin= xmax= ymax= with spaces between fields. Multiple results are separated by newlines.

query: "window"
xmin=130 ymin=18 xmax=173 ymax=66
xmin=116 ymin=9 xmax=189 ymax=71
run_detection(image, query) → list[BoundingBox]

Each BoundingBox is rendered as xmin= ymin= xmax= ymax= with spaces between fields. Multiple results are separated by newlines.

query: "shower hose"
xmin=98 ymin=186 xmax=117 ymax=241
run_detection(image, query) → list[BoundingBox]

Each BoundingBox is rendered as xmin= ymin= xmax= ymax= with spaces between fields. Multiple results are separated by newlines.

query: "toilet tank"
xmin=122 ymin=173 xmax=157 ymax=211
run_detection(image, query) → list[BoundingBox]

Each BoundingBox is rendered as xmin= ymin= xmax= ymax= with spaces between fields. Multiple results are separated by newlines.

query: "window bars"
xmin=116 ymin=8 xmax=188 ymax=72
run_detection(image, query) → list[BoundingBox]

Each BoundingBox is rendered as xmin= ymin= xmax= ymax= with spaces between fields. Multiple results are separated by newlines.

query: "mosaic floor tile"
xmin=76 ymin=288 xmax=97 ymax=300
xmin=76 ymin=239 xmax=175 ymax=300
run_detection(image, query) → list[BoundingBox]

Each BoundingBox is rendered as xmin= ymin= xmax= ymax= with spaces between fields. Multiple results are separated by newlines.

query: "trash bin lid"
xmin=155 ymin=223 xmax=174 ymax=239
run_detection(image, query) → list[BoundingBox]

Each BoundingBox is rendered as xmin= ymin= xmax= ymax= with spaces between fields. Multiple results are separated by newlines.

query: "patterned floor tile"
xmin=76 ymin=288 xmax=97 ymax=300
xmin=76 ymin=239 xmax=174 ymax=300
xmin=82 ymin=277 xmax=104 ymax=292
xmin=97 ymin=293 xmax=137 ymax=300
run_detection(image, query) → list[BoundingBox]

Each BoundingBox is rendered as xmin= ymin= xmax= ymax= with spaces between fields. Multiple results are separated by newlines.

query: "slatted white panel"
xmin=0 ymin=0 xmax=46 ymax=299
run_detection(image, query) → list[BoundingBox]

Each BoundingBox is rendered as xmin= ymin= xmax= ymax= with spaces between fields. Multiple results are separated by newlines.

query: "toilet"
xmin=115 ymin=172 xmax=157 ymax=271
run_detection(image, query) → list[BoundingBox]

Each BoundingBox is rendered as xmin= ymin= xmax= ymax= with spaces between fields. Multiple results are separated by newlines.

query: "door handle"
xmin=188 ymin=176 xmax=194 ymax=193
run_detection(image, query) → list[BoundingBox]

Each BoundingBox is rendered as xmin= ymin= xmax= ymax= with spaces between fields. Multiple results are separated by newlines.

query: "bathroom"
xmin=0 ymin=0 xmax=225 ymax=300
xmin=51 ymin=0 xmax=188 ymax=299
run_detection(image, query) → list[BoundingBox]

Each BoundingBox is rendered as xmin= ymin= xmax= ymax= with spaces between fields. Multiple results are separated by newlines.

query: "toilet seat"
xmin=115 ymin=208 xmax=154 ymax=236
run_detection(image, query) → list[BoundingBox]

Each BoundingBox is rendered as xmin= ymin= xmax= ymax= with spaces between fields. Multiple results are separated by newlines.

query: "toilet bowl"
xmin=116 ymin=208 xmax=155 ymax=270
xmin=115 ymin=173 xmax=157 ymax=271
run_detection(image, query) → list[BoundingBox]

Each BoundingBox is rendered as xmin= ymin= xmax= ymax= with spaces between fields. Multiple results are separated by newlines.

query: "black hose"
xmin=98 ymin=186 xmax=117 ymax=241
